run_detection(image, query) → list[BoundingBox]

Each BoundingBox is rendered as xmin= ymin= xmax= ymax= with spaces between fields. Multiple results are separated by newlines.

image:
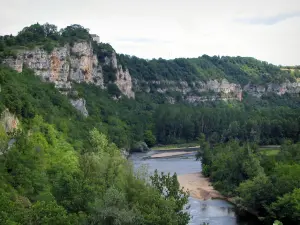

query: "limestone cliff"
xmin=134 ymin=77 xmax=300 ymax=104
xmin=105 ymin=52 xmax=135 ymax=98
xmin=244 ymin=81 xmax=300 ymax=97
xmin=134 ymin=79 xmax=243 ymax=103
xmin=3 ymin=42 xmax=134 ymax=99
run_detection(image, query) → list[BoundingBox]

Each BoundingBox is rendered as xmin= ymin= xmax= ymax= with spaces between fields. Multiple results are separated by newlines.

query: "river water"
xmin=129 ymin=150 xmax=260 ymax=225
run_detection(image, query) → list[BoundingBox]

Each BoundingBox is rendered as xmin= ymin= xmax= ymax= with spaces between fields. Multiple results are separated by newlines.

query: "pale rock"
xmin=115 ymin=65 xmax=135 ymax=98
xmin=3 ymin=41 xmax=134 ymax=100
xmin=70 ymin=98 xmax=89 ymax=117
xmin=0 ymin=109 xmax=19 ymax=133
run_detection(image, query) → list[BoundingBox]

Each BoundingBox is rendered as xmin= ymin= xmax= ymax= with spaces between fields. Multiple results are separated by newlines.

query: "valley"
xmin=0 ymin=23 xmax=299 ymax=225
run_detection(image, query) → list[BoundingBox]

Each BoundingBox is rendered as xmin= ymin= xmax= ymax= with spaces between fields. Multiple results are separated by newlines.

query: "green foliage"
xmin=144 ymin=130 xmax=156 ymax=147
xmin=202 ymin=141 xmax=300 ymax=224
xmin=0 ymin=23 xmax=92 ymax=57
xmin=93 ymin=42 xmax=115 ymax=63
xmin=273 ymin=221 xmax=283 ymax=225
xmin=0 ymin=65 xmax=191 ymax=223
xmin=0 ymin=125 xmax=8 ymax=154
xmin=103 ymin=65 xmax=117 ymax=84
xmin=60 ymin=24 xmax=91 ymax=45
xmin=270 ymin=189 xmax=300 ymax=223
xmin=0 ymin=118 xmax=190 ymax=225
xmin=150 ymin=170 xmax=190 ymax=225
xmin=90 ymin=187 xmax=142 ymax=225
xmin=119 ymin=54 xmax=293 ymax=85
xmin=42 ymin=41 xmax=56 ymax=53
xmin=107 ymin=83 xmax=121 ymax=97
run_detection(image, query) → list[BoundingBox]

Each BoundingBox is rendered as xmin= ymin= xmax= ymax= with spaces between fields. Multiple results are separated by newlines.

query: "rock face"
xmin=244 ymin=81 xmax=300 ymax=97
xmin=105 ymin=52 xmax=135 ymax=98
xmin=70 ymin=98 xmax=89 ymax=117
xmin=3 ymin=42 xmax=134 ymax=99
xmin=135 ymin=79 xmax=243 ymax=103
xmin=135 ymin=77 xmax=300 ymax=103
xmin=1 ymin=109 xmax=19 ymax=133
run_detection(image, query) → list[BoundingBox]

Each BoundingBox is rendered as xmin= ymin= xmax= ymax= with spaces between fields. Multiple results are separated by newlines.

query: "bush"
xmin=107 ymin=83 xmax=121 ymax=97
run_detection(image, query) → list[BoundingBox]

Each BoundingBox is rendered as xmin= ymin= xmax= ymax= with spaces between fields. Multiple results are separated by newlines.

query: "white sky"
xmin=1 ymin=0 xmax=300 ymax=65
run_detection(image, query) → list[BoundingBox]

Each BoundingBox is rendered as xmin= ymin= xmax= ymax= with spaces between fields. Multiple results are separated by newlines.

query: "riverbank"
xmin=178 ymin=172 xmax=224 ymax=200
xmin=151 ymin=144 xmax=200 ymax=151
xmin=150 ymin=151 xmax=197 ymax=158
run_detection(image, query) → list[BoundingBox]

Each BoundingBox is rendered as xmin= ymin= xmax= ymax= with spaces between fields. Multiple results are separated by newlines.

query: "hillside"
xmin=2 ymin=23 xmax=300 ymax=106
xmin=1 ymin=23 xmax=300 ymax=148
xmin=119 ymin=54 xmax=300 ymax=103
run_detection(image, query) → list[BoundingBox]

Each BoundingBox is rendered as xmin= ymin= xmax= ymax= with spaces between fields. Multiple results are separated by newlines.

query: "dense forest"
xmin=0 ymin=67 xmax=189 ymax=225
xmin=197 ymin=136 xmax=300 ymax=224
xmin=118 ymin=54 xmax=300 ymax=85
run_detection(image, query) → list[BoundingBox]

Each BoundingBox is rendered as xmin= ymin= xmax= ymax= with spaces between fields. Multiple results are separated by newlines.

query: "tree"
xmin=30 ymin=201 xmax=76 ymax=225
xmin=107 ymin=83 xmax=121 ymax=98
xmin=90 ymin=187 xmax=142 ymax=225
xmin=237 ymin=174 xmax=273 ymax=213
xmin=270 ymin=188 xmax=300 ymax=223
xmin=144 ymin=130 xmax=156 ymax=147
xmin=150 ymin=170 xmax=190 ymax=224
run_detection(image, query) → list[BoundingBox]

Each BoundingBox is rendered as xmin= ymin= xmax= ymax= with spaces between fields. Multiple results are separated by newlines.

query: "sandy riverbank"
xmin=150 ymin=151 xmax=196 ymax=158
xmin=178 ymin=172 xmax=224 ymax=200
xmin=151 ymin=146 xmax=200 ymax=151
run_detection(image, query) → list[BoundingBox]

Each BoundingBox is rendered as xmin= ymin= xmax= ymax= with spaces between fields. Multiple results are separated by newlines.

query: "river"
xmin=129 ymin=150 xmax=261 ymax=225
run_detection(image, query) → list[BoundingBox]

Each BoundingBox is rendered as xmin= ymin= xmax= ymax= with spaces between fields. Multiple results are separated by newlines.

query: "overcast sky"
xmin=1 ymin=0 xmax=300 ymax=65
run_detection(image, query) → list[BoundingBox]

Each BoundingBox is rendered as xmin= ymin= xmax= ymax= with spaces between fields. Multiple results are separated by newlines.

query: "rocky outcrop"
xmin=135 ymin=77 xmax=300 ymax=104
xmin=1 ymin=109 xmax=19 ymax=133
xmin=106 ymin=52 xmax=135 ymax=98
xmin=115 ymin=67 xmax=135 ymax=98
xmin=3 ymin=42 xmax=134 ymax=99
xmin=135 ymin=79 xmax=243 ymax=103
xmin=244 ymin=81 xmax=300 ymax=97
xmin=70 ymin=98 xmax=89 ymax=117
xmin=243 ymin=84 xmax=266 ymax=97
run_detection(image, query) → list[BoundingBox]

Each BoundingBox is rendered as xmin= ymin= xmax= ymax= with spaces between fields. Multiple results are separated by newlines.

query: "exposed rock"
xmin=3 ymin=42 xmax=134 ymax=98
xmin=135 ymin=77 xmax=300 ymax=103
xmin=135 ymin=79 xmax=242 ymax=103
xmin=244 ymin=83 xmax=266 ymax=97
xmin=244 ymin=81 xmax=300 ymax=97
xmin=115 ymin=66 xmax=135 ymax=98
xmin=2 ymin=57 xmax=23 ymax=72
xmin=109 ymin=52 xmax=135 ymax=98
xmin=0 ymin=109 xmax=19 ymax=133
xmin=70 ymin=98 xmax=89 ymax=117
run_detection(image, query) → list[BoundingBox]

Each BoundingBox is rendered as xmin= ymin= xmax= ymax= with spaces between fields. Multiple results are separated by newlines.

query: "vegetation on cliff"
xmin=119 ymin=54 xmax=299 ymax=85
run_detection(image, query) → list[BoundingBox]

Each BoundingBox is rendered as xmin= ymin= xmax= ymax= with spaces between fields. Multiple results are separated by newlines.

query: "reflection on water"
xmin=187 ymin=198 xmax=236 ymax=225
xmin=129 ymin=151 xmax=260 ymax=225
